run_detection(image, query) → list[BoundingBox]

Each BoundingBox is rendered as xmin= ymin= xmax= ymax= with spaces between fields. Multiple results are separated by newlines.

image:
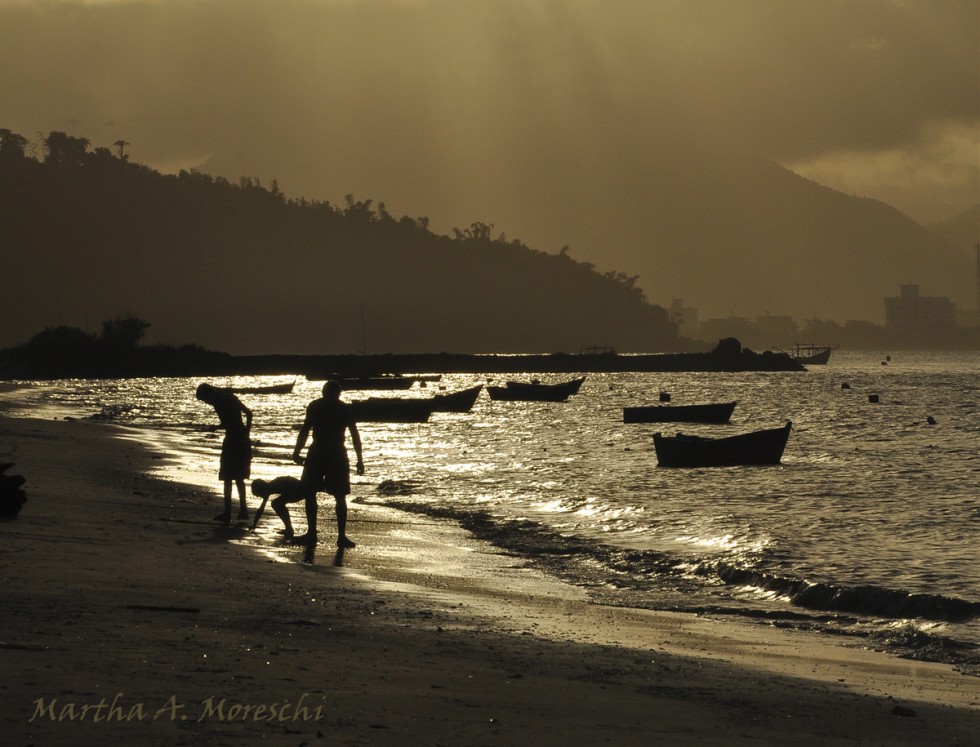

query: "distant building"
xmin=884 ymin=284 xmax=957 ymax=336
xmin=669 ymin=299 xmax=699 ymax=339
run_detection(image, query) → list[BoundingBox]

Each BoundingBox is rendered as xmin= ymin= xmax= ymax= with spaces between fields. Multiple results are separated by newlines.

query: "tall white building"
xmin=884 ymin=284 xmax=957 ymax=335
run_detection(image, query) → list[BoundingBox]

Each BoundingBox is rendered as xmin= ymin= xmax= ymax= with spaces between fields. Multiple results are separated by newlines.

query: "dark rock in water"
xmin=0 ymin=463 xmax=28 ymax=519
xmin=926 ymin=416 xmax=936 ymax=425
xmin=891 ymin=705 xmax=916 ymax=718
xmin=841 ymin=382 xmax=851 ymax=389
xmin=713 ymin=337 xmax=742 ymax=356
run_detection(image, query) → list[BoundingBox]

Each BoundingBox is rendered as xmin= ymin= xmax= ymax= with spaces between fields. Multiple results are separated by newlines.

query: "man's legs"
xmin=216 ymin=480 xmax=233 ymax=521
xmin=334 ymin=494 xmax=355 ymax=548
xmin=291 ymin=489 xmax=319 ymax=546
xmin=235 ymin=479 xmax=248 ymax=519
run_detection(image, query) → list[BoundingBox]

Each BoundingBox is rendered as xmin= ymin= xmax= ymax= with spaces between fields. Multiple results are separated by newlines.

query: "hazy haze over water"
xmin=1 ymin=0 xmax=977 ymax=324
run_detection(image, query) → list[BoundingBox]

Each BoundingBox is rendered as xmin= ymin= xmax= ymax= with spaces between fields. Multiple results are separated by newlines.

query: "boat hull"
xmin=623 ymin=401 xmax=736 ymax=424
xmin=430 ymin=385 xmax=483 ymax=412
xmin=351 ymin=385 xmax=483 ymax=421
xmin=653 ymin=421 xmax=792 ymax=467
xmin=231 ymin=382 xmax=295 ymax=395
xmin=792 ymin=345 xmax=834 ymax=365
xmin=487 ymin=377 xmax=585 ymax=402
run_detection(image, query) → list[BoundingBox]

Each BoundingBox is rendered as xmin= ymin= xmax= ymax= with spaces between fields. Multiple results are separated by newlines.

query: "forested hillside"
xmin=0 ymin=130 xmax=682 ymax=355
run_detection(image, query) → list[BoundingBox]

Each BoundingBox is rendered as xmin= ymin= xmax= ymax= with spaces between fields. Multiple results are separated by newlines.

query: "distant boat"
xmin=623 ymin=401 xmax=736 ymax=424
xmin=430 ymin=385 xmax=483 ymax=412
xmin=652 ymin=421 xmax=792 ymax=467
xmin=487 ymin=376 xmax=586 ymax=402
xmin=351 ymin=385 xmax=483 ymax=421
xmin=792 ymin=344 xmax=836 ymax=365
xmin=306 ymin=374 xmax=417 ymax=390
xmin=231 ymin=381 xmax=295 ymax=395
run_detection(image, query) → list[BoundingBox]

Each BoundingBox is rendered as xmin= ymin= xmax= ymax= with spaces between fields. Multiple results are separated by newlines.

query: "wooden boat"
xmin=231 ymin=381 xmax=295 ymax=395
xmin=352 ymin=385 xmax=483 ymax=421
xmin=623 ymin=401 xmax=736 ymax=424
xmin=486 ymin=376 xmax=586 ymax=402
xmin=652 ymin=421 xmax=792 ymax=467
xmin=792 ymin=344 xmax=835 ymax=365
xmin=430 ymin=385 xmax=483 ymax=412
xmin=321 ymin=375 xmax=417 ymax=390
xmin=351 ymin=397 xmax=433 ymax=422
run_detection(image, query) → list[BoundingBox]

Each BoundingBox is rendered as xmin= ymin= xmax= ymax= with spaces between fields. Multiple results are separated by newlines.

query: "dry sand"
xmin=0 ymin=411 xmax=977 ymax=746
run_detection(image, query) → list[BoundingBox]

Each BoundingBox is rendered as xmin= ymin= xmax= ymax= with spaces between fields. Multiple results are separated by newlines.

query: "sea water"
xmin=3 ymin=351 xmax=978 ymax=669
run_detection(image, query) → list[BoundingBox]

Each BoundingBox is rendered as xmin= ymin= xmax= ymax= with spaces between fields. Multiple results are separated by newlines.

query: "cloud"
xmin=788 ymin=120 xmax=980 ymax=222
xmin=1 ymin=0 xmax=976 ymax=228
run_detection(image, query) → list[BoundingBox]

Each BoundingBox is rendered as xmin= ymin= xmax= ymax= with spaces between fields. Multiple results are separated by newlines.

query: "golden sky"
xmin=1 ymin=0 xmax=978 ymax=321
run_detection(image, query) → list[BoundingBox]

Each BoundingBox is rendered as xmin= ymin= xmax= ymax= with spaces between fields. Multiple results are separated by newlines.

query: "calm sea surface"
xmin=4 ymin=351 xmax=978 ymax=669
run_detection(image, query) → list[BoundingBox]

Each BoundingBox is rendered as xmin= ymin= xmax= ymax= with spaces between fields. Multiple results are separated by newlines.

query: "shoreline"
xmin=1 ymin=413 xmax=977 ymax=745
xmin=0 ymin=347 xmax=805 ymax=381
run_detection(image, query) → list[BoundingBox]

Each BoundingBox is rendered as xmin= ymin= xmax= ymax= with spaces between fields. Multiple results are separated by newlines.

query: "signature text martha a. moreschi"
xmin=30 ymin=693 xmax=329 ymax=723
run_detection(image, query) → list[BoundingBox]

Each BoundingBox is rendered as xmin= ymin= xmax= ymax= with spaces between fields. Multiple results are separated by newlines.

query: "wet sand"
xmin=0 ymin=413 xmax=977 ymax=745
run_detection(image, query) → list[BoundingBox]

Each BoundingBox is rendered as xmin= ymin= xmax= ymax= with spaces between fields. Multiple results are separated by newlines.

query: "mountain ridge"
xmin=0 ymin=132 xmax=685 ymax=356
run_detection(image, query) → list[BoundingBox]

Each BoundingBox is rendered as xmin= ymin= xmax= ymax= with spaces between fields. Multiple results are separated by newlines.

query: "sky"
xmin=1 ymin=0 xmax=978 ymax=320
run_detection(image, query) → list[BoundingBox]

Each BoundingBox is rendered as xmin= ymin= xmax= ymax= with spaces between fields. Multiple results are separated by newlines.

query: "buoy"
xmin=927 ymin=416 xmax=936 ymax=425
xmin=869 ymin=394 xmax=880 ymax=403
xmin=659 ymin=392 xmax=671 ymax=402
xmin=841 ymin=382 xmax=851 ymax=389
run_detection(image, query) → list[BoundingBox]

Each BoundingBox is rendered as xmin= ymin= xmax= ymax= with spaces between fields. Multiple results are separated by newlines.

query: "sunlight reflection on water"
xmin=5 ymin=351 xmax=978 ymax=649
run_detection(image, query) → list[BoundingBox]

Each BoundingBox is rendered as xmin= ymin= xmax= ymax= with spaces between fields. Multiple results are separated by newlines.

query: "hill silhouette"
xmin=927 ymin=205 xmax=980 ymax=254
xmin=505 ymin=143 xmax=976 ymax=326
xmin=0 ymin=130 xmax=683 ymax=355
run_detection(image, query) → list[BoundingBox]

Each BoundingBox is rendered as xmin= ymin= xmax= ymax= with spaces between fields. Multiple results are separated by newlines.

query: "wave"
xmin=707 ymin=563 xmax=980 ymax=623
xmin=381 ymin=499 xmax=979 ymax=627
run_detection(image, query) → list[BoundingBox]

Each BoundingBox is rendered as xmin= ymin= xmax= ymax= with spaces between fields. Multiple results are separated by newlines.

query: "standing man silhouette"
xmin=292 ymin=380 xmax=364 ymax=549
xmin=196 ymin=383 xmax=253 ymax=522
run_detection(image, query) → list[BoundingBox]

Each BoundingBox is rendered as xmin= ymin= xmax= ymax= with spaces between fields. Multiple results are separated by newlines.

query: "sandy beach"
xmin=1 ymin=410 xmax=977 ymax=746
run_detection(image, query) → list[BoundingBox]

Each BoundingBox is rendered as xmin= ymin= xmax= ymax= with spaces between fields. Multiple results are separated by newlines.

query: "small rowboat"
xmin=430 ymin=385 xmax=483 ymax=412
xmin=653 ymin=421 xmax=792 ymax=467
xmin=486 ymin=376 xmax=585 ymax=402
xmin=623 ymin=401 xmax=736 ymax=424
xmin=350 ymin=385 xmax=484 ymax=422
xmin=231 ymin=381 xmax=295 ymax=395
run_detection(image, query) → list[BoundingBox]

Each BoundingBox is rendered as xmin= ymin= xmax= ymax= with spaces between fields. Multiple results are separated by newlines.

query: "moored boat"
xmin=652 ymin=421 xmax=792 ymax=467
xmin=430 ymin=385 xmax=483 ymax=412
xmin=623 ymin=401 xmax=736 ymax=424
xmin=351 ymin=384 xmax=484 ymax=421
xmin=309 ymin=374 xmax=417 ymax=389
xmin=792 ymin=344 xmax=835 ymax=365
xmin=486 ymin=376 xmax=586 ymax=402
xmin=231 ymin=381 xmax=295 ymax=395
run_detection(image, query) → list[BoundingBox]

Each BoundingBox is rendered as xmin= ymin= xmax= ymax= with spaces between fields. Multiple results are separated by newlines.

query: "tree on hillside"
xmin=100 ymin=316 xmax=150 ymax=351
xmin=0 ymin=129 xmax=28 ymax=161
xmin=44 ymin=131 xmax=90 ymax=165
xmin=0 ymin=126 xmax=684 ymax=354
